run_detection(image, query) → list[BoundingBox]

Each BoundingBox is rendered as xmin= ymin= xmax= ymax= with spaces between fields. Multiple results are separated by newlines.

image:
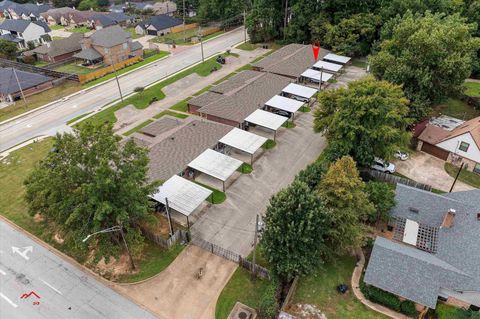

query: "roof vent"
xmin=409 ymin=207 xmax=419 ymax=214
xmin=170 ymin=136 xmax=174 ymax=140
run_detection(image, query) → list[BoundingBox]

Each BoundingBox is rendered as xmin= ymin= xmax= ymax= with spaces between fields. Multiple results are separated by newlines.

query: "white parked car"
xmin=371 ymin=158 xmax=396 ymax=174
xmin=394 ymin=150 xmax=409 ymax=161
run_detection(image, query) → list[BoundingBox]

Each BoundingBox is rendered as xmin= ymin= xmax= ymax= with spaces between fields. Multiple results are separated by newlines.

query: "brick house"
xmin=0 ymin=67 xmax=53 ymax=102
xmin=31 ymin=33 xmax=83 ymax=63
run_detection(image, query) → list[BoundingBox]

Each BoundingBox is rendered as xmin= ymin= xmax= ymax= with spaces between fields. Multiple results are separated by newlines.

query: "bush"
xmin=257 ymin=281 xmax=278 ymax=319
xmin=134 ymin=86 xmax=144 ymax=93
xmin=22 ymin=55 xmax=36 ymax=65
xmin=149 ymin=96 xmax=158 ymax=104
xmin=400 ymin=300 xmax=417 ymax=317
xmin=360 ymin=282 xmax=401 ymax=312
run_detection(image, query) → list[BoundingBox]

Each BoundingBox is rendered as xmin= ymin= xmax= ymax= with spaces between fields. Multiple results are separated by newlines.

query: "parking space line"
xmin=0 ymin=292 xmax=18 ymax=308
xmin=41 ymin=279 xmax=62 ymax=295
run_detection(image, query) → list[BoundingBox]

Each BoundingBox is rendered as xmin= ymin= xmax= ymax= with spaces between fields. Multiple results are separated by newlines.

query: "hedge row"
xmin=360 ymin=281 xmax=417 ymax=317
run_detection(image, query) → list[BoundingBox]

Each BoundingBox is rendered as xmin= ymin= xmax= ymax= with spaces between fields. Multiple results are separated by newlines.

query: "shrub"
xmin=400 ymin=300 xmax=417 ymax=317
xmin=134 ymin=86 xmax=144 ymax=93
xmin=149 ymin=96 xmax=158 ymax=104
xmin=294 ymin=159 xmax=328 ymax=190
xmin=360 ymin=282 xmax=401 ymax=312
xmin=257 ymin=281 xmax=278 ymax=319
xmin=22 ymin=55 xmax=36 ymax=65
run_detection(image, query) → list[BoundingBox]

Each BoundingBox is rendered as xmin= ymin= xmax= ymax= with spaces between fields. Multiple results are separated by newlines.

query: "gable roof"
xmin=142 ymin=14 xmax=182 ymax=30
xmin=32 ymin=33 xmax=83 ymax=57
xmin=418 ymin=116 xmax=480 ymax=149
xmin=0 ymin=67 xmax=52 ymax=94
xmin=88 ymin=25 xmax=131 ymax=47
xmin=0 ymin=19 xmax=50 ymax=33
xmin=3 ymin=2 xmax=50 ymax=16
xmin=89 ymin=14 xmax=116 ymax=27
xmin=107 ymin=12 xmax=134 ymax=23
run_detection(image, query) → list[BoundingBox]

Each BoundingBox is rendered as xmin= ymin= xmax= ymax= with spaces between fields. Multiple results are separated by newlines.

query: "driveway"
xmin=115 ymin=245 xmax=237 ymax=319
xmin=394 ymin=152 xmax=474 ymax=192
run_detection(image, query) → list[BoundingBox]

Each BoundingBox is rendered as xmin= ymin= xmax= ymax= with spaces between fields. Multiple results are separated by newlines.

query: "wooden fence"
xmin=139 ymin=227 xmax=187 ymax=249
xmin=170 ymin=23 xmax=198 ymax=34
xmin=281 ymin=276 xmax=299 ymax=311
xmin=191 ymin=236 xmax=271 ymax=280
xmin=362 ymin=169 xmax=433 ymax=192
xmin=78 ymin=56 xmax=143 ymax=84
xmin=0 ymin=58 xmax=79 ymax=81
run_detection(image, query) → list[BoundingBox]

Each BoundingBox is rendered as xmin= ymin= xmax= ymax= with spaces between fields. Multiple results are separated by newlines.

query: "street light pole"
xmin=198 ymin=28 xmax=205 ymax=63
xmin=243 ymin=10 xmax=247 ymax=43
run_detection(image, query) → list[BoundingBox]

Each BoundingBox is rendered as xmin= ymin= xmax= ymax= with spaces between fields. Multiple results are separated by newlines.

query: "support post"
xmin=273 ymin=130 xmax=277 ymax=141
xmin=186 ymin=216 xmax=190 ymax=231
xmin=449 ymin=162 xmax=464 ymax=193
xmin=12 ymin=68 xmax=27 ymax=105
xmin=119 ymin=226 xmax=136 ymax=270
xmin=165 ymin=197 xmax=174 ymax=237
xmin=250 ymin=153 xmax=253 ymax=166
xmin=251 ymin=214 xmax=259 ymax=279
xmin=222 ymin=181 xmax=225 ymax=192
xmin=318 ymin=66 xmax=323 ymax=92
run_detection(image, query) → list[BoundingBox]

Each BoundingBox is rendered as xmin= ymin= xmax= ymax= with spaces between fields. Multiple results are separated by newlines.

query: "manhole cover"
xmin=238 ymin=311 xmax=247 ymax=319
xmin=16 ymin=273 xmax=30 ymax=285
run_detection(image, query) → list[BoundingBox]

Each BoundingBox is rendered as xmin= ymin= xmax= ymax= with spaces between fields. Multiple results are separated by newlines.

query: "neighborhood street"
xmin=0 ymin=27 xmax=246 ymax=153
xmin=0 ymin=219 xmax=157 ymax=319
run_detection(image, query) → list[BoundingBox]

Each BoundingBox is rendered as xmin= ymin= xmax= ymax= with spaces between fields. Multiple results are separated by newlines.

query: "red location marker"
xmin=311 ymin=41 xmax=321 ymax=61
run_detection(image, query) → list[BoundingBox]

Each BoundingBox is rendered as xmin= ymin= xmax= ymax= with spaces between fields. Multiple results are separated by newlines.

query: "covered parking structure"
xmin=281 ymin=83 xmax=317 ymax=104
xmin=188 ymin=149 xmax=243 ymax=192
xmin=244 ymin=109 xmax=288 ymax=141
xmin=264 ymin=95 xmax=304 ymax=123
xmin=300 ymin=69 xmax=333 ymax=87
xmin=149 ymin=175 xmax=213 ymax=229
xmin=218 ymin=127 xmax=268 ymax=166
xmin=312 ymin=60 xmax=343 ymax=73
xmin=323 ymin=53 xmax=351 ymax=65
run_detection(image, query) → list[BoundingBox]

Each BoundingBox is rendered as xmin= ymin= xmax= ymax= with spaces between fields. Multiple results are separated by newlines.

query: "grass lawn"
xmin=262 ymin=139 xmax=276 ymax=149
xmin=52 ymin=36 xmax=65 ymax=40
xmin=55 ymin=63 xmax=95 ymax=75
xmin=50 ymin=24 xmax=64 ymax=30
xmin=299 ymin=106 xmax=311 ymax=112
xmin=125 ymin=26 xmax=141 ymax=39
xmin=67 ymin=111 xmax=93 ymax=124
xmin=282 ymin=121 xmax=296 ymax=129
xmin=444 ymin=162 xmax=480 ymax=188
xmin=236 ymin=42 xmax=258 ymax=51
xmin=237 ymin=163 xmax=253 ymax=174
xmin=169 ymin=97 xmax=191 ymax=112
xmin=193 ymin=181 xmax=226 ymax=204
xmin=465 ymin=81 xmax=480 ymax=97
xmin=293 ymin=255 xmax=388 ymax=319
xmin=83 ymin=51 xmax=170 ymax=87
xmin=34 ymin=60 xmax=48 ymax=67
xmin=153 ymin=29 xmax=224 ymax=45
xmin=352 ymin=59 xmax=368 ymax=68
xmin=153 ymin=110 xmax=189 ymax=119
xmin=432 ymin=98 xmax=480 ymax=120
xmin=81 ymin=55 xmax=225 ymax=126
xmin=123 ymin=119 xmax=154 ymax=136
xmin=215 ymin=267 xmax=272 ymax=319
xmin=0 ymin=82 xmax=81 ymax=123
xmin=116 ymin=242 xmax=184 ymax=283
xmin=68 ymin=26 xmax=90 ymax=33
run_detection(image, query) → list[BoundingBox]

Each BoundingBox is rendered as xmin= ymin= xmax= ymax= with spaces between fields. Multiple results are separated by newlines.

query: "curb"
xmin=0 ymin=215 xmax=162 ymax=319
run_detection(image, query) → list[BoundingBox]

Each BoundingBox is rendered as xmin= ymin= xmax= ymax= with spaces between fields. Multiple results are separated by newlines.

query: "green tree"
xmin=24 ymin=123 xmax=158 ymax=262
xmin=261 ymin=180 xmax=328 ymax=280
xmin=78 ymin=0 xmax=98 ymax=10
xmin=0 ymin=39 xmax=18 ymax=59
xmin=284 ymin=0 xmax=320 ymax=42
xmin=52 ymin=0 xmax=80 ymax=8
xmin=364 ymin=181 xmax=396 ymax=223
xmin=369 ymin=11 xmax=480 ymax=119
xmin=313 ymin=76 xmax=412 ymax=166
xmin=317 ymin=156 xmax=374 ymax=255
xmin=246 ymin=0 xmax=283 ymax=43
xmin=294 ymin=159 xmax=328 ymax=190
xmin=324 ymin=13 xmax=381 ymax=57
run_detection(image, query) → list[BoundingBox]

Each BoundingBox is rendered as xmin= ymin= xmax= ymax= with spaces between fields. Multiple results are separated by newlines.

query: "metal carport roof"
xmin=282 ymin=83 xmax=317 ymax=99
xmin=219 ymin=127 xmax=267 ymax=155
xmin=149 ymin=175 xmax=212 ymax=217
xmin=301 ymin=69 xmax=333 ymax=83
xmin=188 ymin=149 xmax=243 ymax=182
xmin=244 ymin=109 xmax=288 ymax=131
xmin=312 ymin=60 xmax=343 ymax=72
xmin=265 ymin=95 xmax=304 ymax=113
xmin=323 ymin=53 xmax=351 ymax=64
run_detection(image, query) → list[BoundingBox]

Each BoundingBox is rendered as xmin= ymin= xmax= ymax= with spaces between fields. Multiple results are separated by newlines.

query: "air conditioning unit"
xmin=228 ymin=302 xmax=257 ymax=319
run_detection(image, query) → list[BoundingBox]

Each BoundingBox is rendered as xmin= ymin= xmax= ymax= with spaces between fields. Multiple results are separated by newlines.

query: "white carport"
xmin=150 ymin=175 xmax=213 ymax=229
xmin=219 ymin=128 xmax=267 ymax=165
xmin=323 ymin=53 xmax=351 ymax=64
xmin=264 ymin=95 xmax=304 ymax=123
xmin=244 ymin=109 xmax=288 ymax=141
xmin=281 ymin=83 xmax=317 ymax=102
xmin=188 ymin=149 xmax=243 ymax=192
xmin=301 ymin=69 xmax=333 ymax=84
xmin=312 ymin=60 xmax=343 ymax=73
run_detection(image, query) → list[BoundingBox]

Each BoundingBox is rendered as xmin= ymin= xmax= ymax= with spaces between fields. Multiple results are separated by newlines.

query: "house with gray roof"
xmin=135 ymin=14 xmax=182 ymax=36
xmin=0 ymin=19 xmax=50 ymax=49
xmin=364 ymin=184 xmax=480 ymax=310
xmin=73 ymin=25 xmax=142 ymax=65
xmin=0 ymin=1 xmax=50 ymax=21
xmin=0 ymin=67 xmax=53 ymax=102
xmin=31 ymin=33 xmax=83 ymax=63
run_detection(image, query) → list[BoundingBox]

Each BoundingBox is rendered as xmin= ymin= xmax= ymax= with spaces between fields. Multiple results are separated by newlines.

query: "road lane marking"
xmin=26 ymin=124 xmax=32 ymax=128
xmin=0 ymin=292 xmax=18 ymax=308
xmin=12 ymin=246 xmax=33 ymax=260
xmin=0 ymin=269 xmax=6 ymax=275
xmin=40 ymin=279 xmax=62 ymax=295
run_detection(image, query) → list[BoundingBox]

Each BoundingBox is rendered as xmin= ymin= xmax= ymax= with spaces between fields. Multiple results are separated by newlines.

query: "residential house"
xmin=111 ymin=1 xmax=154 ymax=13
xmin=0 ymin=67 xmax=53 ymax=102
xmin=151 ymin=1 xmax=176 ymax=15
xmin=41 ymin=8 xmax=102 ymax=27
xmin=364 ymin=184 xmax=480 ymax=310
xmin=135 ymin=14 xmax=182 ymax=36
xmin=73 ymin=25 xmax=142 ymax=65
xmin=417 ymin=115 xmax=480 ymax=173
xmin=31 ymin=33 xmax=83 ymax=63
xmin=87 ymin=12 xmax=134 ymax=30
xmin=0 ymin=19 xmax=50 ymax=49
xmin=0 ymin=1 xmax=50 ymax=21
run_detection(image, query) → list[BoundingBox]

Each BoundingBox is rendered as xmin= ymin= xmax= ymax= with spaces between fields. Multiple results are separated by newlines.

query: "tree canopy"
xmin=369 ymin=11 xmax=480 ymax=119
xmin=0 ymin=39 xmax=18 ymax=60
xmin=261 ymin=180 xmax=328 ymax=280
xmin=313 ymin=76 xmax=412 ymax=166
xmin=317 ymin=156 xmax=374 ymax=256
xmin=364 ymin=181 xmax=396 ymax=224
xmin=24 ymin=123 xmax=158 ymax=261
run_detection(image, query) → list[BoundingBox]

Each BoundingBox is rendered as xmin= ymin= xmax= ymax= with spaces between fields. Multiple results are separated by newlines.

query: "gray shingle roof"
xmin=0 ymin=19 xmax=50 ymax=33
xmin=0 ymin=67 xmax=52 ymax=94
xmin=140 ymin=116 xmax=182 ymax=137
xmin=130 ymin=41 xmax=143 ymax=51
xmin=365 ymin=184 xmax=480 ymax=309
xmin=73 ymin=47 xmax=102 ymax=60
xmin=107 ymin=12 xmax=134 ymax=23
xmin=89 ymin=14 xmax=116 ymax=27
xmin=196 ymin=72 xmax=293 ymax=123
xmin=0 ymin=33 xmax=22 ymax=42
xmin=147 ymin=119 xmax=231 ymax=182
xmin=141 ymin=14 xmax=182 ymax=31
xmin=188 ymin=91 xmax=222 ymax=108
xmin=32 ymin=33 xmax=83 ymax=58
xmin=89 ymin=25 xmax=130 ymax=48
xmin=210 ymin=70 xmax=263 ymax=94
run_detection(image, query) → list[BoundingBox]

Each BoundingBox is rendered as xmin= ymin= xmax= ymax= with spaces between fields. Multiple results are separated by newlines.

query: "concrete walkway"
xmin=351 ymin=248 xmax=409 ymax=319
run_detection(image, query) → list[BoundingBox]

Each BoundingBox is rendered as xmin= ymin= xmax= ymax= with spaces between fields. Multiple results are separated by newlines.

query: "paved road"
xmin=0 ymin=220 xmax=157 ymax=319
xmin=0 ymin=27 xmax=246 ymax=152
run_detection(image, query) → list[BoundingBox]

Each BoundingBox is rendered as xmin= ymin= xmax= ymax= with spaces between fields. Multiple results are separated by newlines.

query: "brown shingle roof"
xmin=196 ymin=73 xmax=293 ymax=124
xmin=252 ymin=44 xmax=306 ymax=69
xmin=147 ymin=119 xmax=231 ymax=182
xmin=441 ymin=116 xmax=480 ymax=148
xmin=140 ymin=116 xmax=182 ymax=137
xmin=32 ymin=33 xmax=82 ymax=58
xmin=188 ymin=91 xmax=222 ymax=108
xmin=210 ymin=70 xmax=263 ymax=94
xmin=418 ymin=124 xmax=451 ymax=144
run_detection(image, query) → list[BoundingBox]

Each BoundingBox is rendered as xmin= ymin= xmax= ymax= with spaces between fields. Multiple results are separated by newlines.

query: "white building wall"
xmin=436 ymin=133 xmax=480 ymax=164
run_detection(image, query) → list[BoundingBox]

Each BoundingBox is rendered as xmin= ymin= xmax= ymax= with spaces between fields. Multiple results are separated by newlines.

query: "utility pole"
xmin=12 ymin=68 xmax=27 ymax=105
xmin=182 ymin=0 xmax=186 ymax=42
xmin=109 ymin=54 xmax=123 ymax=102
xmin=449 ymin=162 xmax=464 ymax=192
xmin=243 ymin=10 xmax=247 ymax=43
xmin=199 ymin=27 xmax=204 ymax=63
xmin=251 ymin=214 xmax=259 ymax=279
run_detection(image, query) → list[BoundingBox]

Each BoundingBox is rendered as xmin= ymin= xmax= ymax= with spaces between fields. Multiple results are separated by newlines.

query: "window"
xmin=459 ymin=141 xmax=469 ymax=152
xmin=474 ymin=163 xmax=480 ymax=174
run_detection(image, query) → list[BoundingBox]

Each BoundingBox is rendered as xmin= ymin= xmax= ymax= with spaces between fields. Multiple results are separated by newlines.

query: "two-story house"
xmin=0 ymin=19 xmax=50 ymax=49
xmin=73 ymin=25 xmax=142 ymax=65
xmin=0 ymin=1 xmax=50 ymax=21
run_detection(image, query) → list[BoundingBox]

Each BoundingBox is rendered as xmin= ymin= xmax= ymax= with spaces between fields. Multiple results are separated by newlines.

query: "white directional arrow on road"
xmin=12 ymin=246 xmax=33 ymax=260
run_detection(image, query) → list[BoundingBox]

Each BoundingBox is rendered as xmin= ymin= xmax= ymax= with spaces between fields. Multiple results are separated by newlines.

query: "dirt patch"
xmin=53 ymin=233 xmax=64 ymax=244
xmin=33 ymin=213 xmax=44 ymax=223
xmin=95 ymin=253 xmax=136 ymax=280
xmin=139 ymin=212 xmax=184 ymax=237
xmin=286 ymin=303 xmax=328 ymax=319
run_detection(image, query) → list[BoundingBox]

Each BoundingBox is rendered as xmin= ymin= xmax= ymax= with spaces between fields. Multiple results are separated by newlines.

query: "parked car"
xmin=272 ymin=109 xmax=291 ymax=118
xmin=371 ymin=158 xmax=396 ymax=174
xmin=394 ymin=150 xmax=409 ymax=161
xmin=290 ymin=95 xmax=309 ymax=103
